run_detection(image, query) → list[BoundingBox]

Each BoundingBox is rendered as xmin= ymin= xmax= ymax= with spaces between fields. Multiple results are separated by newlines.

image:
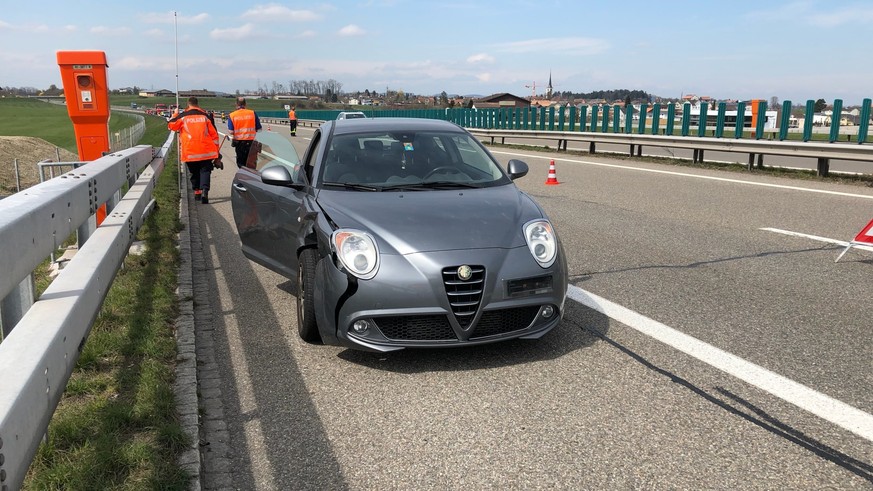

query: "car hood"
xmin=316 ymin=185 xmax=544 ymax=255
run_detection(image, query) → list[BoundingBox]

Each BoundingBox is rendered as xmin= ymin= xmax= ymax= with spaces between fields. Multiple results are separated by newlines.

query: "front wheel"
xmin=296 ymin=248 xmax=321 ymax=343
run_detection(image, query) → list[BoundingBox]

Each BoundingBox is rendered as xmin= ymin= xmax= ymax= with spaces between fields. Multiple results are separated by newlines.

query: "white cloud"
xmin=63 ymin=25 xmax=77 ymax=32
xmin=0 ymin=19 xmax=12 ymax=29
xmin=90 ymin=26 xmax=132 ymax=36
xmin=467 ymin=53 xmax=495 ymax=64
xmin=210 ymin=23 xmax=257 ymax=41
xmin=338 ymin=24 xmax=366 ymax=36
xmin=494 ymin=37 xmax=608 ymax=55
xmin=242 ymin=4 xmax=321 ymax=22
xmin=296 ymin=30 xmax=317 ymax=39
xmin=140 ymin=11 xmax=209 ymax=24
xmin=476 ymin=73 xmax=492 ymax=82
xmin=144 ymin=28 xmax=164 ymax=38
xmin=808 ymin=5 xmax=873 ymax=27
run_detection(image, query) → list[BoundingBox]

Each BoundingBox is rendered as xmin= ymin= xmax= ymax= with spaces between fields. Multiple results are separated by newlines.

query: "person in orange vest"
xmin=168 ymin=96 xmax=220 ymax=204
xmin=288 ymin=104 xmax=298 ymax=136
xmin=227 ymin=97 xmax=262 ymax=168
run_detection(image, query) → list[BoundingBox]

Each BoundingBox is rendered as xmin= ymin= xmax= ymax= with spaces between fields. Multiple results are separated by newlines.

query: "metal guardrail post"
xmin=0 ymin=275 xmax=35 ymax=339
xmin=803 ymin=100 xmax=814 ymax=142
xmin=859 ymin=98 xmax=871 ymax=144
xmin=698 ymin=104 xmax=708 ymax=137
xmin=829 ymin=99 xmax=843 ymax=143
xmin=652 ymin=103 xmax=661 ymax=135
xmin=779 ymin=100 xmax=792 ymax=141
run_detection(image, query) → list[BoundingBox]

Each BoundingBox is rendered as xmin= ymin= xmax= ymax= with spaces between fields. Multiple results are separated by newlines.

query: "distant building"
xmin=473 ymin=93 xmax=531 ymax=108
xmin=138 ymin=89 xmax=174 ymax=97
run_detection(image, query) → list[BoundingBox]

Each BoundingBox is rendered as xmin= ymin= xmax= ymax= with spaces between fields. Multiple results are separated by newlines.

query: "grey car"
xmin=230 ymin=118 xmax=567 ymax=352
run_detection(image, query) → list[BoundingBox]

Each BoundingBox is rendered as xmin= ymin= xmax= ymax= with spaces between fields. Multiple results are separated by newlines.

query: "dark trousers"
xmin=186 ymin=160 xmax=213 ymax=192
xmin=234 ymin=140 xmax=253 ymax=168
xmin=289 ymin=119 xmax=298 ymax=135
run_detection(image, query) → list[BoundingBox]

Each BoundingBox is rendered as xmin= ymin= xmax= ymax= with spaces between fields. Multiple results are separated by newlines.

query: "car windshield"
xmin=319 ymin=130 xmax=509 ymax=190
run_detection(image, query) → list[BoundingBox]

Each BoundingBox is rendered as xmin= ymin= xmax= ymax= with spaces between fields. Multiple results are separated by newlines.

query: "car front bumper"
xmin=313 ymin=245 xmax=568 ymax=352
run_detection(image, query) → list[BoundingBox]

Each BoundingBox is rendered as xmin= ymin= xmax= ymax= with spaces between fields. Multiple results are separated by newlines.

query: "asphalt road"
xmin=191 ymin=121 xmax=873 ymax=489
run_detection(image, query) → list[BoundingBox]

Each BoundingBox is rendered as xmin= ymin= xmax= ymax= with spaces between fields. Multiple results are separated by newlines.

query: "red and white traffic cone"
xmin=545 ymin=159 xmax=560 ymax=185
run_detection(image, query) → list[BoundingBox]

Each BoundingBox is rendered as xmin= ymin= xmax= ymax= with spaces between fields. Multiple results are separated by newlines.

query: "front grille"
xmin=373 ymin=315 xmax=457 ymax=341
xmin=470 ymin=306 xmax=541 ymax=339
xmin=442 ymin=265 xmax=485 ymax=328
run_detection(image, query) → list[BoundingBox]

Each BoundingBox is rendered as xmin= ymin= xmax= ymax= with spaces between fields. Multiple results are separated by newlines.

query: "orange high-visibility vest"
xmin=288 ymin=109 xmax=297 ymax=120
xmin=168 ymin=109 xmax=219 ymax=162
xmin=229 ymin=108 xmax=258 ymax=140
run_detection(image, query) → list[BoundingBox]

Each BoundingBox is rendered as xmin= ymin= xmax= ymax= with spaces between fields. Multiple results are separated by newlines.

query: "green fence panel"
xmin=579 ymin=106 xmax=588 ymax=132
xmin=735 ymin=101 xmax=746 ymax=139
xmin=558 ymin=105 xmax=566 ymax=131
xmin=665 ymin=104 xmax=675 ymax=135
xmin=625 ymin=105 xmax=634 ymax=133
xmin=637 ymin=103 xmax=648 ymax=134
xmin=612 ymin=105 xmax=621 ymax=133
xmin=698 ymin=104 xmax=708 ymax=137
xmin=681 ymin=103 xmax=691 ymax=136
xmin=829 ymin=99 xmax=842 ymax=143
xmin=591 ymin=105 xmax=599 ymax=132
xmin=859 ymin=98 xmax=871 ymax=144
xmin=568 ymin=106 xmax=576 ymax=131
xmin=601 ymin=105 xmax=610 ymax=132
xmin=715 ymin=102 xmax=726 ymax=138
xmin=651 ymin=103 xmax=661 ymax=135
xmin=778 ymin=100 xmax=791 ymax=141
xmin=538 ymin=107 xmax=546 ymax=130
xmin=755 ymin=101 xmax=767 ymax=140
xmin=522 ymin=107 xmax=529 ymax=130
xmin=548 ymin=106 xmax=556 ymax=131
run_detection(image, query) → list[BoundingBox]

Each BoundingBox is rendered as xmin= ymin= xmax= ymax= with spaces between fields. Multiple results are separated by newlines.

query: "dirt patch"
xmin=0 ymin=137 xmax=79 ymax=193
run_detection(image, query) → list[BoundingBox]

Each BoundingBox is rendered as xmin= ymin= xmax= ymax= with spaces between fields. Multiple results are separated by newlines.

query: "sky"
xmin=1 ymin=0 xmax=872 ymax=104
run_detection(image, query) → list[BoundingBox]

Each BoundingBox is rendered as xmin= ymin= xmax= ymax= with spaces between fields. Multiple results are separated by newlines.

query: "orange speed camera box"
xmin=57 ymin=50 xmax=110 ymax=161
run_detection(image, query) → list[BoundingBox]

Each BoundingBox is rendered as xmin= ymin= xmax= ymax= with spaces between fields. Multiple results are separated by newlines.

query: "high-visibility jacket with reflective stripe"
xmin=168 ymin=109 xmax=219 ymax=162
xmin=288 ymin=109 xmax=297 ymax=120
xmin=228 ymin=108 xmax=259 ymax=140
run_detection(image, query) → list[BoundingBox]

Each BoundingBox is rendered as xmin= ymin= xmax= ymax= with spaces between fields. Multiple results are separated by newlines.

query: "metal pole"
xmin=13 ymin=158 xmax=20 ymax=192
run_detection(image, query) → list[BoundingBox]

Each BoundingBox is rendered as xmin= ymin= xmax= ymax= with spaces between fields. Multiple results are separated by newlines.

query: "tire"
xmin=296 ymin=248 xmax=321 ymax=343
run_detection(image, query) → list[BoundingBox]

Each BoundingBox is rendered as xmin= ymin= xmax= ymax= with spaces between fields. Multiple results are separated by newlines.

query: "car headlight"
xmin=331 ymin=229 xmax=379 ymax=279
xmin=524 ymin=219 xmax=557 ymax=268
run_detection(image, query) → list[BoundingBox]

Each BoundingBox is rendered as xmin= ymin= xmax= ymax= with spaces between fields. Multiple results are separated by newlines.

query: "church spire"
xmin=547 ymin=71 xmax=553 ymax=99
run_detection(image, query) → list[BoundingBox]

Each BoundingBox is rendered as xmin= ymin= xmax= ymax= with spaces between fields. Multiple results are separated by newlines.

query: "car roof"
xmin=326 ymin=117 xmax=465 ymax=135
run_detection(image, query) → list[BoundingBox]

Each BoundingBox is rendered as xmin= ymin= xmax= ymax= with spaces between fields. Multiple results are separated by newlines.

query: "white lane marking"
xmin=761 ymin=227 xmax=873 ymax=253
xmin=567 ymin=285 xmax=873 ymax=442
xmin=489 ymin=149 xmax=873 ymax=200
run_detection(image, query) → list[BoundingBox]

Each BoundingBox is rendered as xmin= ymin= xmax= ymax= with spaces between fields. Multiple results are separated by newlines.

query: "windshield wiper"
xmin=381 ymin=181 xmax=484 ymax=191
xmin=322 ymin=181 xmax=382 ymax=192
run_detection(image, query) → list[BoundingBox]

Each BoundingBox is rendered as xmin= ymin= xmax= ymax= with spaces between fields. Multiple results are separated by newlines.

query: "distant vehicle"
xmin=229 ymin=118 xmax=567 ymax=352
xmin=130 ymin=102 xmax=138 ymax=109
xmin=155 ymin=103 xmax=168 ymax=112
xmin=337 ymin=111 xmax=367 ymax=120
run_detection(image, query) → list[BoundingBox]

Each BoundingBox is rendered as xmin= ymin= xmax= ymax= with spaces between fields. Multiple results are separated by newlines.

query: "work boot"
xmin=194 ymin=189 xmax=202 ymax=202
xmin=200 ymin=192 xmax=209 ymax=204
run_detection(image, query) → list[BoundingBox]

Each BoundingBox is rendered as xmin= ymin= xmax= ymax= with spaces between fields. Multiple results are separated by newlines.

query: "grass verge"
xmin=23 ymin=114 xmax=191 ymax=490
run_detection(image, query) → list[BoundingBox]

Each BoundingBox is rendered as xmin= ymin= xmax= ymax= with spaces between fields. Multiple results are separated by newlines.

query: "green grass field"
xmin=5 ymin=99 xmax=192 ymax=490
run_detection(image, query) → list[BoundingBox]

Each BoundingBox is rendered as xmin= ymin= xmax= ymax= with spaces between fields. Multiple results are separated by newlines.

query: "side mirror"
xmin=260 ymin=165 xmax=302 ymax=188
xmin=507 ymin=159 xmax=529 ymax=180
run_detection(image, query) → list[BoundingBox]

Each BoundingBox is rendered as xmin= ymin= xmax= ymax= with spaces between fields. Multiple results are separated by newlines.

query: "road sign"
xmin=835 ymin=218 xmax=873 ymax=262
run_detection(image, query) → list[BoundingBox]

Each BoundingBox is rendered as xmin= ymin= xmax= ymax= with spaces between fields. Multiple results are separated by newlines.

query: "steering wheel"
xmin=423 ymin=166 xmax=462 ymax=180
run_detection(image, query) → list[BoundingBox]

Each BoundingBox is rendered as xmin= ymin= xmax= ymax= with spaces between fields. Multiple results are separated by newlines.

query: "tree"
xmin=439 ymin=91 xmax=449 ymax=107
xmin=814 ymin=98 xmax=827 ymax=112
xmin=769 ymin=96 xmax=779 ymax=108
xmin=624 ymin=95 xmax=631 ymax=107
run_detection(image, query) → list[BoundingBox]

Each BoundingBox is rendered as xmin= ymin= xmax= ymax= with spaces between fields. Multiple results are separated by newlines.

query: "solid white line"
xmin=490 ymin=149 xmax=873 ymax=200
xmin=760 ymin=227 xmax=873 ymax=253
xmin=567 ymin=285 xmax=873 ymax=442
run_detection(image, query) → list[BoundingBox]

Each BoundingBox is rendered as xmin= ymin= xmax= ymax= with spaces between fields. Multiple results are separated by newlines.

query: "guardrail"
xmin=467 ymin=128 xmax=873 ymax=176
xmin=0 ymin=132 xmax=174 ymax=490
